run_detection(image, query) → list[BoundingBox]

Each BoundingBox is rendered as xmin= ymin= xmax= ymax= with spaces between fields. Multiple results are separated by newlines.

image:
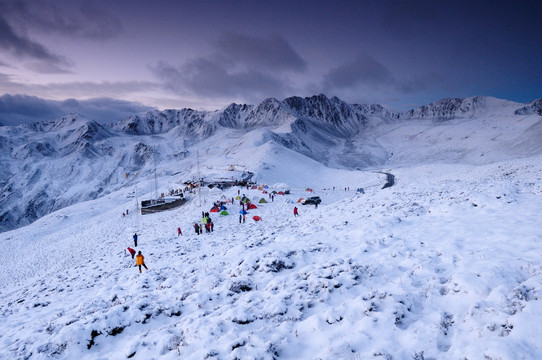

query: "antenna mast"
xmin=196 ymin=149 xmax=202 ymax=206
xmin=153 ymin=145 xmax=158 ymax=198
xmin=135 ymin=179 xmax=140 ymax=230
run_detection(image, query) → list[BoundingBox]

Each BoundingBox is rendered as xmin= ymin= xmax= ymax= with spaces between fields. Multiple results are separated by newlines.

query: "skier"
xmin=136 ymin=251 xmax=148 ymax=273
xmin=293 ymin=206 xmax=299 ymax=217
xmin=210 ymin=221 xmax=214 ymax=232
xmin=127 ymin=247 xmax=136 ymax=259
xmin=133 ymin=233 xmax=138 ymax=247
xmin=177 ymin=227 xmax=182 ymax=236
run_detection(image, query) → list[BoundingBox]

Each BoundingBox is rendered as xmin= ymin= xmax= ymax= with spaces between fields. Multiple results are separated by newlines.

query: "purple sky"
xmin=0 ymin=0 xmax=541 ymax=124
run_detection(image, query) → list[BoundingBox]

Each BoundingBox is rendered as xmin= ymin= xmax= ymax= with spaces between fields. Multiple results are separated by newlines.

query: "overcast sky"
xmin=0 ymin=0 xmax=541 ymax=125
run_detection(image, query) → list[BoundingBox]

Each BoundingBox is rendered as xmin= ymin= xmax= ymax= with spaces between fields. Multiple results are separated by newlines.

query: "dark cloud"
xmin=214 ymin=33 xmax=307 ymax=72
xmin=323 ymin=54 xmax=393 ymax=90
xmin=0 ymin=94 xmax=155 ymax=126
xmin=1 ymin=0 xmax=122 ymax=40
xmin=0 ymin=0 xmax=122 ymax=73
xmin=152 ymin=58 xmax=289 ymax=103
xmin=151 ymin=33 xmax=305 ymax=103
xmin=0 ymin=15 xmax=67 ymax=65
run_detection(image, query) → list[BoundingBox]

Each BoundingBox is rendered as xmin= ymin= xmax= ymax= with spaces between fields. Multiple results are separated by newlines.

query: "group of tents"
xmin=203 ymin=183 xmax=294 ymax=223
xmin=206 ymin=195 xmax=265 ymax=222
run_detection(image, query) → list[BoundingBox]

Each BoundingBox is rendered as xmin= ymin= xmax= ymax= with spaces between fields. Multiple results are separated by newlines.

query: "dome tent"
xmin=220 ymin=210 xmax=229 ymax=216
xmin=258 ymin=198 xmax=268 ymax=203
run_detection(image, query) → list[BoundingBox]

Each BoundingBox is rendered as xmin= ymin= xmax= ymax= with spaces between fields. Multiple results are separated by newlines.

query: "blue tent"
xmin=220 ymin=205 xmax=227 ymax=210
xmin=239 ymin=209 xmax=247 ymax=215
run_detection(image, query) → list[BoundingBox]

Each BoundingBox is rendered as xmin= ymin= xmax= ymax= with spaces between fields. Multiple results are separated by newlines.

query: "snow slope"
xmin=1 ymin=152 xmax=542 ymax=359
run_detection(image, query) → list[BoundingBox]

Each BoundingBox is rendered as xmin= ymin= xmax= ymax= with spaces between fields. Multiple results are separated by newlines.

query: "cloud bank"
xmin=0 ymin=94 xmax=155 ymax=126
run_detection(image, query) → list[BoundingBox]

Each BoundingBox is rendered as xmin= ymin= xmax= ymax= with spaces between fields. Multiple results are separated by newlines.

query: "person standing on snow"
xmin=177 ymin=227 xmax=182 ymax=236
xmin=127 ymin=247 xmax=136 ymax=259
xmin=133 ymin=233 xmax=138 ymax=247
xmin=194 ymin=223 xmax=200 ymax=235
xmin=136 ymin=251 xmax=148 ymax=273
xmin=293 ymin=206 xmax=299 ymax=217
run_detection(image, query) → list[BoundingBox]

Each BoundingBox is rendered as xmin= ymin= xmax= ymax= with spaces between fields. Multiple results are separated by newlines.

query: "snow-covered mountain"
xmin=1 ymin=94 xmax=541 ymax=233
xmin=515 ymin=99 xmax=542 ymax=116
xmin=1 ymin=94 xmax=542 ymax=359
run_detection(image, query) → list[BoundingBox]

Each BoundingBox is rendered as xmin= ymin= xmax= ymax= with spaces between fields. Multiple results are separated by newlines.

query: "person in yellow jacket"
xmin=136 ymin=251 xmax=148 ymax=273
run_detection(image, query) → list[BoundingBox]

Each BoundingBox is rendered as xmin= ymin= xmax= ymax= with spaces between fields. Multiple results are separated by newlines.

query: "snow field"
xmin=1 ymin=156 xmax=542 ymax=359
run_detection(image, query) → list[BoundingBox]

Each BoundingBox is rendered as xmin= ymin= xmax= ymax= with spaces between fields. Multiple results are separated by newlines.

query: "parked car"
xmin=302 ymin=196 xmax=321 ymax=205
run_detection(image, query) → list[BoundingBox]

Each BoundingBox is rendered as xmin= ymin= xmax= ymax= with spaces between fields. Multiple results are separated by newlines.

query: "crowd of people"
xmin=123 ymin=185 xmax=324 ymax=273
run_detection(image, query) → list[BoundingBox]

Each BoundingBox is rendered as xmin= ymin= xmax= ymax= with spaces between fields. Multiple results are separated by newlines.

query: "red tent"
xmin=262 ymin=190 xmax=268 ymax=194
xmin=297 ymin=198 xmax=304 ymax=203
xmin=253 ymin=215 xmax=262 ymax=221
xmin=277 ymin=191 xmax=284 ymax=195
xmin=247 ymin=203 xmax=258 ymax=210
xmin=251 ymin=185 xmax=258 ymax=189
xmin=306 ymin=188 xmax=313 ymax=192
xmin=210 ymin=207 xmax=219 ymax=213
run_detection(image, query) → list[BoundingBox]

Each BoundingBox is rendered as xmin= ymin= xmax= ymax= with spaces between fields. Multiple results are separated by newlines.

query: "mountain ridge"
xmin=0 ymin=94 xmax=540 ymax=232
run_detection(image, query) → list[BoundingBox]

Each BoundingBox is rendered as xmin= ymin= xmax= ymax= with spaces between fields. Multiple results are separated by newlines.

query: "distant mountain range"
xmin=1 ymin=94 xmax=541 ymax=232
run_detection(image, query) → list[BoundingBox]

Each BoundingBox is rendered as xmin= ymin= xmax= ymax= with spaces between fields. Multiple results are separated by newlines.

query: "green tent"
xmin=243 ymin=198 xmax=250 ymax=203
xmin=220 ymin=210 xmax=229 ymax=216
xmin=258 ymin=198 xmax=268 ymax=203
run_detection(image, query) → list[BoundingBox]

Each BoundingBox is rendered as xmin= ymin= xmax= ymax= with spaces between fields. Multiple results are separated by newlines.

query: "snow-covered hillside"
xmin=2 ymin=94 xmax=541 ymax=233
xmin=1 ymin=152 xmax=541 ymax=359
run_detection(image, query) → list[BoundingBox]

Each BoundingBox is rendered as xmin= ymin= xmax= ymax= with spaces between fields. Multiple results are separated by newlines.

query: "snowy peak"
xmin=514 ymin=99 xmax=542 ymax=115
xmin=247 ymin=97 xmax=295 ymax=128
xmin=217 ymin=103 xmax=252 ymax=128
xmin=112 ymin=110 xmax=184 ymax=135
xmin=111 ymin=108 xmax=217 ymax=140
xmin=283 ymin=94 xmax=365 ymax=137
xmin=401 ymin=96 xmax=520 ymax=121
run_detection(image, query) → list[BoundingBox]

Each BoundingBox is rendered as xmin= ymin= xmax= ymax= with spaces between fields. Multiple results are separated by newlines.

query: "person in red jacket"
xmin=127 ymin=247 xmax=136 ymax=259
xmin=293 ymin=206 xmax=299 ymax=217
xmin=177 ymin=227 xmax=182 ymax=236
